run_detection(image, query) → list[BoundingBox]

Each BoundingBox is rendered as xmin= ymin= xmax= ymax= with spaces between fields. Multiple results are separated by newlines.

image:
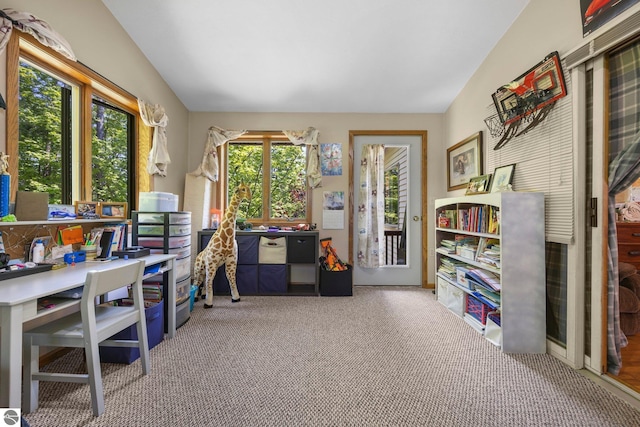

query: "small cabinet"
xmin=197 ymin=230 xmax=319 ymax=296
xmin=617 ymin=222 xmax=640 ymax=270
xmin=133 ymin=211 xmax=192 ymax=330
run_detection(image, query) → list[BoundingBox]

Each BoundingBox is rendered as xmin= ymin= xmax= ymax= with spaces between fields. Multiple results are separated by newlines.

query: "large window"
xmin=226 ymin=133 xmax=310 ymax=224
xmin=7 ymin=32 xmax=144 ymax=211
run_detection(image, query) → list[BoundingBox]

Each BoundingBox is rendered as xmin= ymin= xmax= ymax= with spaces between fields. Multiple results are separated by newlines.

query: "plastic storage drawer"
xmin=137 ymin=224 xmax=190 ymax=236
xmin=138 ymin=236 xmax=190 ymax=249
xmin=176 ymin=276 xmax=191 ymax=305
xmin=136 ymin=212 xmax=191 ymax=225
xmin=175 ymin=256 xmax=191 ymax=282
xmin=287 ymin=235 xmax=316 ymax=263
xmin=150 ymin=245 xmax=191 ymax=259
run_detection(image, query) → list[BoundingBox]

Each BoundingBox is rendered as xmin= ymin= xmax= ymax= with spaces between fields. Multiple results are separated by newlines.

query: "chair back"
xmin=80 ymin=260 xmax=146 ymax=312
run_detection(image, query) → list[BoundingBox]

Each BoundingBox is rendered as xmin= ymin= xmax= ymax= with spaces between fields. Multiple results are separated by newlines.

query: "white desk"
xmin=0 ymin=254 xmax=177 ymax=408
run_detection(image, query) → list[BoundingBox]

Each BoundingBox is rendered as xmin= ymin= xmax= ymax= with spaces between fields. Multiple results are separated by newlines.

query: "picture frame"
xmin=99 ymin=202 xmax=128 ymax=219
xmin=75 ymin=201 xmax=99 ymax=218
xmin=490 ymin=164 xmax=516 ymax=193
xmin=447 ymin=131 xmax=483 ymax=191
xmin=465 ymin=174 xmax=492 ymax=195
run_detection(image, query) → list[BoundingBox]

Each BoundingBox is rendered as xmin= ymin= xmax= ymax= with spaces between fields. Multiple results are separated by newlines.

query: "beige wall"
xmin=0 ymin=0 xmax=190 ymax=197
xmin=188 ymin=113 xmax=444 ymax=275
xmin=444 ymin=0 xmax=588 ymax=188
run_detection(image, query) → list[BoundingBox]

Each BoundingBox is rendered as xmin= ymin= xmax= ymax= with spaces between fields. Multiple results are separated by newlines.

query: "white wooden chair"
xmin=22 ymin=260 xmax=150 ymax=417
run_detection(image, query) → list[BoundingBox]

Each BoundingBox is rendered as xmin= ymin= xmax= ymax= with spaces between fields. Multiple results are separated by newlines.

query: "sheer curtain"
xmin=357 ymin=144 xmax=384 ymax=268
xmin=606 ymin=40 xmax=640 ymax=375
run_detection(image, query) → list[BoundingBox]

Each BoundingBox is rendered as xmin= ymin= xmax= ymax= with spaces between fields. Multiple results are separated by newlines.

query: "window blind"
xmin=486 ymin=65 xmax=574 ymax=244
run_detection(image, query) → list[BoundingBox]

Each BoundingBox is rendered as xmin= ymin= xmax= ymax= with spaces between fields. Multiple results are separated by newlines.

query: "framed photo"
xmin=100 ymin=202 xmax=128 ymax=219
xmin=75 ymin=201 xmax=99 ymax=218
xmin=465 ymin=174 xmax=492 ymax=195
xmin=447 ymin=131 xmax=483 ymax=191
xmin=490 ymin=164 xmax=516 ymax=193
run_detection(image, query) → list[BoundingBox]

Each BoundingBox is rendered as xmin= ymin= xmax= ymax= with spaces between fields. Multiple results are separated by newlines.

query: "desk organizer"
xmin=112 ymin=247 xmax=151 ymax=259
xmin=0 ymin=263 xmax=53 ymax=281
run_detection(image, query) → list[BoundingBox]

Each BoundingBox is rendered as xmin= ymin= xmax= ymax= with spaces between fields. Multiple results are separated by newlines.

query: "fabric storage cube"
xmin=258 ymin=264 xmax=287 ymax=293
xmin=320 ymin=265 xmax=352 ymax=296
xmin=446 ymin=284 xmax=466 ymax=318
xmin=258 ymin=236 xmax=287 ymax=264
xmin=237 ymin=235 xmax=259 ymax=264
xmin=437 ymin=277 xmax=450 ymax=307
xmin=287 ymin=235 xmax=316 ymax=263
xmin=236 ymin=264 xmax=258 ymax=294
xmin=99 ymin=299 xmax=164 ymax=364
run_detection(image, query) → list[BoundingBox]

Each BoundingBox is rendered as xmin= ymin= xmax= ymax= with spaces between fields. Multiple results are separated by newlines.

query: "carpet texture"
xmin=23 ymin=286 xmax=640 ymax=426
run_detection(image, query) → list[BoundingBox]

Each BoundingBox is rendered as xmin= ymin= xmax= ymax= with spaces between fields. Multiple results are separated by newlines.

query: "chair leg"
xmin=135 ymin=320 xmax=151 ymax=375
xmin=21 ymin=337 xmax=39 ymax=414
xmin=84 ymin=339 xmax=105 ymax=416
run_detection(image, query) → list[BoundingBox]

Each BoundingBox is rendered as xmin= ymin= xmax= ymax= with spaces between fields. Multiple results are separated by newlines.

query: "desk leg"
xmin=166 ymin=259 xmax=176 ymax=339
xmin=0 ymin=304 xmax=23 ymax=408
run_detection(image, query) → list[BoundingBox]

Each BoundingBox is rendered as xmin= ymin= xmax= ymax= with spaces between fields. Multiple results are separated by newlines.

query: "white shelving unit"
xmin=434 ymin=192 xmax=546 ymax=353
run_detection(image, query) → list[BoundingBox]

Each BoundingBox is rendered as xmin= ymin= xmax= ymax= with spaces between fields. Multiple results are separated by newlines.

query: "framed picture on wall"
xmin=465 ymin=174 xmax=492 ymax=195
xmin=447 ymin=131 xmax=483 ymax=191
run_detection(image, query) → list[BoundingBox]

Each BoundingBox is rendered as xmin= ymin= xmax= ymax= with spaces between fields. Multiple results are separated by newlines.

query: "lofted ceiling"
xmin=101 ymin=0 xmax=530 ymax=113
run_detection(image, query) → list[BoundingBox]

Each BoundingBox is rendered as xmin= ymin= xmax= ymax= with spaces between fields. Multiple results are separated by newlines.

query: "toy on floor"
xmin=193 ymin=184 xmax=251 ymax=307
xmin=319 ymin=237 xmax=347 ymax=271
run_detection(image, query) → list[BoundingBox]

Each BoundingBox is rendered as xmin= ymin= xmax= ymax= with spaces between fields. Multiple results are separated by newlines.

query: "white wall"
xmin=0 ymin=0 xmax=190 ymax=197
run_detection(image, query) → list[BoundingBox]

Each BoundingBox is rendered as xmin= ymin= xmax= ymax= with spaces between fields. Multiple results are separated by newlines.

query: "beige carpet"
xmin=23 ymin=286 xmax=640 ymax=426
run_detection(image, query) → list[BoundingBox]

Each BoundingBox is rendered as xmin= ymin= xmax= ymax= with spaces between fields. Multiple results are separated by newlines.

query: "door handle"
xmin=413 ymin=216 xmax=420 ymax=221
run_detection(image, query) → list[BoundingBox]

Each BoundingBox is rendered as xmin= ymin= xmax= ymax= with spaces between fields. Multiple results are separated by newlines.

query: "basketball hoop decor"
xmin=487 ymin=51 xmax=567 ymax=150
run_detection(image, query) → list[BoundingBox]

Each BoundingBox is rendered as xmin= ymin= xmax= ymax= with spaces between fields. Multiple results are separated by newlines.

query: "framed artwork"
xmin=490 ymin=164 xmax=516 ymax=193
xmin=75 ymin=201 xmax=99 ymax=218
xmin=447 ymin=131 xmax=483 ymax=191
xmin=100 ymin=202 xmax=128 ymax=219
xmin=465 ymin=174 xmax=492 ymax=195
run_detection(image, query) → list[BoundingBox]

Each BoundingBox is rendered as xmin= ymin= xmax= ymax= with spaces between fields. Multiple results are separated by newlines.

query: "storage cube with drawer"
xmin=287 ymin=235 xmax=316 ymax=263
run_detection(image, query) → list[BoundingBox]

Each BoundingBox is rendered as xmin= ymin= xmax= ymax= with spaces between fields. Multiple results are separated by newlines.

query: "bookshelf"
xmin=434 ymin=192 xmax=546 ymax=353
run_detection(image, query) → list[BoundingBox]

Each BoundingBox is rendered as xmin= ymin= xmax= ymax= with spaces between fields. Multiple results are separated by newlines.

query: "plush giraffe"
xmin=193 ymin=184 xmax=251 ymax=307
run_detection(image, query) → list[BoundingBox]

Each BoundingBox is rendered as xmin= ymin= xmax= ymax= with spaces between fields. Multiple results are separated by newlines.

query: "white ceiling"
xmin=101 ymin=0 xmax=530 ymax=113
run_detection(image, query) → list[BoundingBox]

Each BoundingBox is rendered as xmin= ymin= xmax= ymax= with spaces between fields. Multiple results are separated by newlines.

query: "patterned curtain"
xmin=0 ymin=8 xmax=76 ymax=60
xmin=138 ymin=99 xmax=171 ymax=177
xmin=606 ymin=41 xmax=640 ymax=375
xmin=283 ymin=127 xmax=322 ymax=189
xmin=357 ymin=145 xmax=384 ymax=268
xmin=190 ymin=126 xmax=247 ymax=182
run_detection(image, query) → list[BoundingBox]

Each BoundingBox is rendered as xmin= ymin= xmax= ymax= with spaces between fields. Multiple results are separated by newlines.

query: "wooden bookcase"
xmin=434 ymin=192 xmax=546 ymax=353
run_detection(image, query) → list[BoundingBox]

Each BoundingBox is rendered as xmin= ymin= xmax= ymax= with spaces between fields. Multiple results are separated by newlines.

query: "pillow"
xmin=619 ymin=262 xmax=637 ymax=281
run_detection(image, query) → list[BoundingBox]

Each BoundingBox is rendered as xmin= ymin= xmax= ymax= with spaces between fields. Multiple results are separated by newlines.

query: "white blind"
xmin=486 ymin=65 xmax=574 ymax=244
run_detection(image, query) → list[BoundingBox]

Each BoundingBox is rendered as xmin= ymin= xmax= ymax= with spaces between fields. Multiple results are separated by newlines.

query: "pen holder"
xmin=81 ymin=245 xmax=97 ymax=260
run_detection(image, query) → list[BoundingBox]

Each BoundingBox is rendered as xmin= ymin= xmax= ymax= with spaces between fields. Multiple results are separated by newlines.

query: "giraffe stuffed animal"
xmin=193 ymin=184 xmax=251 ymax=307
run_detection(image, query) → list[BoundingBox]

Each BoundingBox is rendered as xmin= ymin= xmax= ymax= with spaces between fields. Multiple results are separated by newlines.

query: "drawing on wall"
xmin=320 ymin=143 xmax=343 ymax=176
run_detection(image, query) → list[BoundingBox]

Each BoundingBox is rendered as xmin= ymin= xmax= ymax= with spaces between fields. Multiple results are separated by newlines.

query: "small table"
xmin=0 ymin=253 xmax=177 ymax=408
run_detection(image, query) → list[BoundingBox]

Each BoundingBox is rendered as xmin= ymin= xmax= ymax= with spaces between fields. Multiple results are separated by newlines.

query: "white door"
xmin=351 ymin=133 xmax=425 ymax=286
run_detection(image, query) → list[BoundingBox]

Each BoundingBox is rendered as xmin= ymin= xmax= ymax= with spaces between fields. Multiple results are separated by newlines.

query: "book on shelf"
xmin=466 ymin=268 xmax=501 ymax=292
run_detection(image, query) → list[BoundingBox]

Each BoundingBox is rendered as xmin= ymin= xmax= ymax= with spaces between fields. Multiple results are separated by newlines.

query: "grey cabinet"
xmin=132 ymin=211 xmax=192 ymax=329
xmin=197 ymin=230 xmax=319 ymax=296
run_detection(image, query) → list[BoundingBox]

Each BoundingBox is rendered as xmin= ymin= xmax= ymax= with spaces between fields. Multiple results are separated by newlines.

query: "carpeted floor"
xmin=23 ymin=286 xmax=640 ymax=426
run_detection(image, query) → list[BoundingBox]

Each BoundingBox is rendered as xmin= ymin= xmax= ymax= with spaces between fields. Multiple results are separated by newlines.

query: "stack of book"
xmin=475 ymin=238 xmax=501 ymax=269
xmin=438 ymin=257 xmax=466 ymax=280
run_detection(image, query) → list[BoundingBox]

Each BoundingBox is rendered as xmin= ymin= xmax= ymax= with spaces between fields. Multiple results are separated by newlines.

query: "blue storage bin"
xmin=258 ymin=264 xmax=287 ymax=294
xmin=99 ymin=299 xmax=164 ymax=364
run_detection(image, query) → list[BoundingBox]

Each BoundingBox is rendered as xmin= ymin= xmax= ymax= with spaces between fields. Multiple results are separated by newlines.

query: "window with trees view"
xmin=226 ymin=134 xmax=309 ymax=224
xmin=7 ymin=33 xmax=143 ymax=212
xmin=18 ymin=61 xmax=133 ymax=205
